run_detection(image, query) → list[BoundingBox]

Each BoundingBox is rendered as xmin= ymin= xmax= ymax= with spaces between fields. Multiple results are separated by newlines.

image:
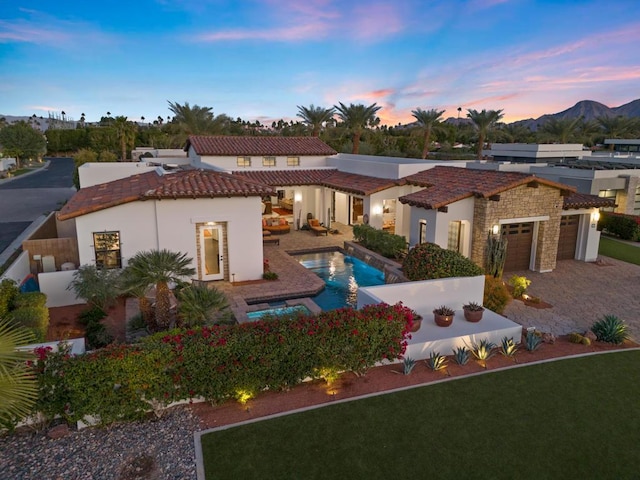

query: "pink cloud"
xmin=351 ymin=3 xmax=404 ymax=41
xmin=195 ymin=22 xmax=331 ymax=42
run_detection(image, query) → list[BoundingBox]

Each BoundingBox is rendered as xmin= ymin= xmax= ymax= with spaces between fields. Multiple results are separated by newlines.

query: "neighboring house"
xmin=57 ymin=169 xmax=273 ymax=282
xmin=482 ymin=143 xmax=588 ymax=164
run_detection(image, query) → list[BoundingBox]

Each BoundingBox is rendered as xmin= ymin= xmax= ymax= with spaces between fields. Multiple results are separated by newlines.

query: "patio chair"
xmin=309 ymin=219 xmax=329 ymax=236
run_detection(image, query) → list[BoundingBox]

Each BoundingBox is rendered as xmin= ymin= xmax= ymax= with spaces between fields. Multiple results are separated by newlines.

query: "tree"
xmin=177 ymin=284 xmax=231 ymax=327
xmin=411 ymin=108 xmax=445 ymax=159
xmin=0 ymin=319 xmax=37 ymax=427
xmin=466 ymin=109 xmax=504 ymax=159
xmin=68 ymin=265 xmax=121 ymax=311
xmin=334 ymin=102 xmax=382 ymax=154
xmin=539 ymin=117 xmax=583 ymax=143
xmin=597 ymin=116 xmax=640 ymax=149
xmin=113 ymin=116 xmax=138 ymax=161
xmin=0 ymin=122 xmax=46 ymax=168
xmin=296 ymin=105 xmax=336 ymax=137
xmin=122 ymin=250 xmax=196 ymax=330
xmin=167 ymin=101 xmax=215 ymax=135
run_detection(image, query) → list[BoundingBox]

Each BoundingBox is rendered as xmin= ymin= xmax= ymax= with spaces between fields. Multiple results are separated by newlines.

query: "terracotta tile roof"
xmin=563 ymin=192 xmax=616 ymax=209
xmin=233 ymin=169 xmax=402 ymax=195
xmin=57 ymin=170 xmax=273 ymax=220
xmin=185 ymin=135 xmax=337 ymax=156
xmin=399 ymin=166 xmax=575 ymax=209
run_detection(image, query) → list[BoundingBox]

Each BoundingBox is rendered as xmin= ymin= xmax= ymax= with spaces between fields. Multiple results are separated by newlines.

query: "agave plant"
xmin=425 ymin=351 xmax=448 ymax=371
xmin=591 ymin=315 xmax=629 ymax=344
xmin=452 ymin=346 xmax=470 ymax=366
xmin=470 ymin=339 xmax=496 ymax=365
xmin=402 ymin=357 xmax=417 ymax=375
xmin=524 ymin=331 xmax=543 ymax=352
xmin=500 ymin=337 xmax=518 ymax=359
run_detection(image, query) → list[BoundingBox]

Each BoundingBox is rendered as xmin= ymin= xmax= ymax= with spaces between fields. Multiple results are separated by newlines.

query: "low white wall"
xmin=78 ymin=163 xmax=160 ymax=188
xmin=18 ymin=337 xmax=85 ymax=356
xmin=1 ymin=250 xmax=31 ymax=283
xmin=358 ymin=275 xmax=485 ymax=314
xmin=38 ymin=270 xmax=84 ymax=307
xmin=0 ymin=157 xmax=17 ymax=171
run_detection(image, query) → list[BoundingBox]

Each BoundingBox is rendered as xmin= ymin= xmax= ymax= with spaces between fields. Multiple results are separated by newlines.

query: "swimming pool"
xmin=296 ymin=251 xmax=386 ymax=310
xmin=246 ymin=304 xmax=312 ymax=320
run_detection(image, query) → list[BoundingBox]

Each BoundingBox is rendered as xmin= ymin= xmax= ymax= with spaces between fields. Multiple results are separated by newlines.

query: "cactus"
xmin=484 ymin=233 xmax=508 ymax=278
xmin=452 ymin=346 xmax=470 ymax=365
xmin=568 ymin=332 xmax=584 ymax=344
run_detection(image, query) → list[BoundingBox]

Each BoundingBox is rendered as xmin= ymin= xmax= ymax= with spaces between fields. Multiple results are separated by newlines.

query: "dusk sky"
xmin=1 ymin=0 xmax=639 ymax=126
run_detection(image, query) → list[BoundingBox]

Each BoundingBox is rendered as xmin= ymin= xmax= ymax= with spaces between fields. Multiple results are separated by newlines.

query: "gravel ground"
xmin=0 ymin=407 xmax=200 ymax=480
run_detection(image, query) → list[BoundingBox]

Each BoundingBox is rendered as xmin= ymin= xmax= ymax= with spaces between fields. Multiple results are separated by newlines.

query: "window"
xmin=287 ymin=156 xmax=300 ymax=166
xmin=419 ymin=220 xmax=427 ymax=244
xmin=237 ymin=156 xmax=251 ymax=167
xmin=262 ymin=156 xmax=276 ymax=167
xmin=634 ymin=185 xmax=640 ymax=215
xmin=598 ymin=189 xmax=617 ymax=212
xmin=93 ymin=231 xmax=122 ymax=269
xmin=447 ymin=221 xmax=462 ymax=253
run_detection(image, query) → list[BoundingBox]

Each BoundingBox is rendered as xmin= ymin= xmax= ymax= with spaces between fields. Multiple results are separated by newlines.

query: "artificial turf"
xmin=599 ymin=236 xmax=640 ymax=265
xmin=201 ymin=350 xmax=640 ymax=479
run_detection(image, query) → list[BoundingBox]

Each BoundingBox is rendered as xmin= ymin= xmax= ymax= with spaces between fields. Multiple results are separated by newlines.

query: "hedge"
xmin=598 ymin=212 xmax=640 ymax=241
xmin=352 ymin=224 xmax=407 ymax=259
xmin=13 ymin=292 xmax=47 ymax=309
xmin=403 ymin=242 xmax=484 ymax=280
xmin=28 ymin=303 xmax=413 ymax=426
xmin=0 ymin=278 xmax=18 ymax=318
xmin=9 ymin=306 xmax=49 ymax=343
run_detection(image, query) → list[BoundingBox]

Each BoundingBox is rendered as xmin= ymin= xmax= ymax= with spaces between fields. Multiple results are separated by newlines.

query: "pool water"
xmin=246 ymin=304 xmax=312 ymax=320
xmin=296 ymin=251 xmax=385 ymax=311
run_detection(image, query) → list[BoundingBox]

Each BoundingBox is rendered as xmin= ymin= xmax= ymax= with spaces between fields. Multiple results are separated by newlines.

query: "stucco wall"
xmin=471 ymin=183 xmax=563 ymax=272
xmin=198 ymin=154 xmax=330 ymax=172
xmin=78 ymin=163 xmax=159 ymax=188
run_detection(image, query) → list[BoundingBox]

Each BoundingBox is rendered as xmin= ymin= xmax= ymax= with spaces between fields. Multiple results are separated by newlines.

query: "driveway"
xmin=0 ymin=157 xmax=76 ymax=255
xmin=503 ymin=257 xmax=640 ymax=342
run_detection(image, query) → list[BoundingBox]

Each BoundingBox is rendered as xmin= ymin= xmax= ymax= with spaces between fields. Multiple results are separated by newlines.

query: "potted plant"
xmin=462 ymin=301 xmax=485 ymax=322
xmin=408 ymin=310 xmax=423 ymax=332
xmin=433 ymin=305 xmax=454 ymax=327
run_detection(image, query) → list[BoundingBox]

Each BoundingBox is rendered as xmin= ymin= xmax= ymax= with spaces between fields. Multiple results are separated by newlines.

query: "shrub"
xmin=508 ymin=275 xmax=531 ymax=298
xmin=9 ymin=306 xmax=49 ymax=342
xmin=78 ymin=306 xmax=113 ymax=350
xmin=591 ymin=315 xmax=629 ymax=344
xmin=262 ymin=271 xmax=279 ymax=281
xmin=0 ymin=278 xmax=19 ymax=318
xmin=483 ymin=275 xmax=511 ymax=314
xmin=68 ymin=265 xmax=121 ymax=311
xmin=568 ymin=332 xmax=584 ymax=344
xmin=485 ymin=234 xmax=508 ymax=278
xmin=352 ymin=224 xmax=407 ymax=259
xmin=402 ymin=242 xmax=483 ymax=280
xmin=13 ymin=292 xmax=47 ymax=309
xmin=598 ymin=212 xmax=640 ymax=241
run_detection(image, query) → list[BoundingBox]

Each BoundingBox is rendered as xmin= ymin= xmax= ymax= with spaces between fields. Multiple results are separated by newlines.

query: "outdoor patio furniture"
xmin=263 ymin=218 xmax=290 ymax=234
xmin=309 ymin=219 xmax=328 ymax=236
xmin=263 ymin=237 xmax=280 ymax=245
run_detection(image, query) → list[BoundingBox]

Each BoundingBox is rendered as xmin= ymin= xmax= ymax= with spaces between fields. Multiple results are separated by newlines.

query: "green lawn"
xmin=201 ymin=351 xmax=640 ymax=479
xmin=599 ymin=236 xmax=640 ymax=265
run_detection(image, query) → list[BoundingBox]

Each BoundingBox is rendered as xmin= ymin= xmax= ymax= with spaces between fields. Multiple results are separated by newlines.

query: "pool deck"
xmin=216 ymin=222 xmax=354 ymax=314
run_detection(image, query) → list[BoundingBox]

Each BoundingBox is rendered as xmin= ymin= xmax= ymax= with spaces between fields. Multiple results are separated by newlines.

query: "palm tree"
xmin=113 ymin=116 xmax=138 ymax=161
xmin=119 ymin=270 xmax=155 ymax=330
xmin=467 ymin=109 xmax=505 ymax=159
xmin=411 ymin=108 xmax=445 ymax=159
xmin=296 ymin=105 xmax=335 ymax=137
xmin=177 ymin=284 xmax=231 ymax=327
xmin=167 ymin=101 xmax=216 ymax=135
xmin=123 ymin=250 xmax=196 ymax=330
xmin=539 ymin=117 xmax=583 ymax=143
xmin=0 ymin=319 xmax=37 ymax=426
xmin=597 ymin=116 xmax=640 ymax=149
xmin=334 ymin=102 xmax=382 ymax=154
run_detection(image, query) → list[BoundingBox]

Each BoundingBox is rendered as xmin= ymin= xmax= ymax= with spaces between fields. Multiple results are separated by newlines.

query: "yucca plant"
xmin=402 ymin=357 xmax=417 ymax=375
xmin=470 ymin=339 xmax=496 ymax=367
xmin=500 ymin=336 xmax=518 ymax=359
xmin=524 ymin=331 xmax=543 ymax=352
xmin=452 ymin=346 xmax=470 ymax=365
xmin=591 ymin=315 xmax=630 ymax=344
xmin=425 ymin=351 xmax=448 ymax=372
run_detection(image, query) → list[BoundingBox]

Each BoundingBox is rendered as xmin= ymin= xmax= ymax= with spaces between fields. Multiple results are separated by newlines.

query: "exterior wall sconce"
xmin=591 ymin=211 xmax=600 ymax=223
xmin=491 ymin=224 xmax=500 ymax=235
xmin=294 ymin=192 xmax=302 ymax=203
xmin=372 ymin=205 xmax=383 ymax=216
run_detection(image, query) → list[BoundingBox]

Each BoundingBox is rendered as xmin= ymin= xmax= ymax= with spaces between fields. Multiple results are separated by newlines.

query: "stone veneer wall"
xmin=343 ymin=241 xmax=409 ymax=284
xmin=617 ymin=175 xmax=640 ymax=215
xmin=194 ymin=222 xmax=229 ymax=281
xmin=471 ymin=184 xmax=563 ymax=272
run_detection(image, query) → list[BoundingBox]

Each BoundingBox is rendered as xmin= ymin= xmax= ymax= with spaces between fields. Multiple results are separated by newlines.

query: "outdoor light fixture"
xmin=591 ymin=211 xmax=600 ymax=223
xmin=294 ymin=192 xmax=302 ymax=202
xmin=372 ymin=205 xmax=383 ymax=216
xmin=491 ymin=224 xmax=500 ymax=235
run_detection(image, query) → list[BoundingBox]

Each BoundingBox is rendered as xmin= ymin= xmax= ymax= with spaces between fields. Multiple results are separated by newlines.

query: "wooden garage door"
xmin=502 ymin=222 xmax=533 ymax=271
xmin=557 ymin=215 xmax=579 ymax=260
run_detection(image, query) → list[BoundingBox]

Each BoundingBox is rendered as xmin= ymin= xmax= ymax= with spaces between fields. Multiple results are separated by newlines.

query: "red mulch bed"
xmin=190 ymin=336 xmax=638 ymax=429
xmin=47 ymin=297 xmax=127 ymax=343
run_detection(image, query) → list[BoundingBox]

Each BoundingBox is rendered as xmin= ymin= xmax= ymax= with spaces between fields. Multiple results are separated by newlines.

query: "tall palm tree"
xmin=467 ymin=109 xmax=505 ymax=159
xmin=597 ymin=116 xmax=640 ymax=149
xmin=113 ymin=116 xmax=138 ymax=161
xmin=539 ymin=117 xmax=583 ymax=143
xmin=411 ymin=108 xmax=445 ymax=159
xmin=123 ymin=250 xmax=196 ymax=330
xmin=296 ymin=105 xmax=335 ymax=137
xmin=167 ymin=101 xmax=216 ymax=135
xmin=0 ymin=319 xmax=37 ymax=426
xmin=334 ymin=102 xmax=382 ymax=154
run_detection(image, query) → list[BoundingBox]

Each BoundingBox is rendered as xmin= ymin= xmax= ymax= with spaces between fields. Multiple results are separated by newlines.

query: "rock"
xmin=542 ymin=332 xmax=556 ymax=344
xmin=47 ymin=424 xmax=70 ymax=439
xmin=584 ymin=330 xmax=597 ymax=342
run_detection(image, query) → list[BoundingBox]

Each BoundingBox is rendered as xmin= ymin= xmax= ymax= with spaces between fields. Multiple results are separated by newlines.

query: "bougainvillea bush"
xmin=26 ymin=303 xmax=413 ymax=427
xmin=402 ymin=242 xmax=484 ymax=280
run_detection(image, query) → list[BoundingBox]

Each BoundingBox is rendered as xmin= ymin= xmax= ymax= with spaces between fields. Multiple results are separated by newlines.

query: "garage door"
xmin=557 ymin=215 xmax=579 ymax=260
xmin=502 ymin=222 xmax=533 ymax=271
